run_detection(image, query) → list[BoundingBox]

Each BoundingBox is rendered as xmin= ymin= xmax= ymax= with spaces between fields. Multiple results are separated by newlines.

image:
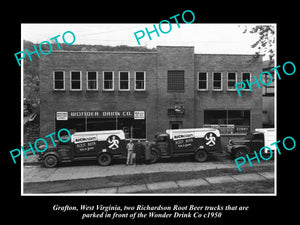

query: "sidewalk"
xmin=59 ymin=171 xmax=274 ymax=194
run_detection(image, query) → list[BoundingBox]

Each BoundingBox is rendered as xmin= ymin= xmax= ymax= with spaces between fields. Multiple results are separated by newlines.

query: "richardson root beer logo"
xmin=106 ymin=135 xmax=120 ymax=150
xmin=204 ymin=132 xmax=217 ymax=146
xmin=74 ymin=135 xmax=97 ymax=144
xmin=173 ymin=133 xmax=194 ymax=140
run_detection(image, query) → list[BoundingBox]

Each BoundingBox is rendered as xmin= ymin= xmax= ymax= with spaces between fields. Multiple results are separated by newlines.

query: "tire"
xmin=194 ymin=149 xmax=208 ymax=162
xmin=149 ymin=151 xmax=158 ymax=164
xmin=97 ymin=153 xmax=112 ymax=166
xmin=43 ymin=154 xmax=59 ymax=168
xmin=234 ymin=148 xmax=248 ymax=158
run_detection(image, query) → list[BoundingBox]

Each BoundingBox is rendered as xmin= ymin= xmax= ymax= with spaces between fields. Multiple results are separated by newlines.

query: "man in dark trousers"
xmin=144 ymin=140 xmax=151 ymax=164
xmin=134 ymin=140 xmax=145 ymax=165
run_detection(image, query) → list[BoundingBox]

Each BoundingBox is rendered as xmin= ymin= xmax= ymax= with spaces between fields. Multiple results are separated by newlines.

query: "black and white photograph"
xmin=21 ymin=23 xmax=276 ymax=195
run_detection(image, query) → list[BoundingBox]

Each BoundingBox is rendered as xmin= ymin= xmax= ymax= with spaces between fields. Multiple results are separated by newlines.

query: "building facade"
xmin=39 ymin=46 xmax=263 ymax=140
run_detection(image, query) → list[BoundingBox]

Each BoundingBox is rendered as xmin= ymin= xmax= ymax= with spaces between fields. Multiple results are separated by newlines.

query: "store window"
xmin=119 ymin=71 xmax=130 ymax=91
xmin=87 ymin=71 xmax=98 ymax=90
xmin=227 ymin=72 xmax=237 ymax=90
xmin=55 ymin=111 xmax=146 ymax=139
xmin=198 ymin=72 xmax=208 ymax=90
xmin=213 ymin=72 xmax=222 ymax=90
xmin=204 ymin=110 xmax=250 ymax=134
xmin=53 ymin=71 xmax=65 ymax=90
xmin=103 ymin=72 xmax=114 ymax=90
xmin=70 ymin=71 xmax=82 ymax=90
xmin=135 ymin=71 xmax=146 ymax=91
xmin=167 ymin=70 xmax=184 ymax=91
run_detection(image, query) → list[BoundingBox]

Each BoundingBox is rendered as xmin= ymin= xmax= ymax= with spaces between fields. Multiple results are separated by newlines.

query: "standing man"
xmin=126 ymin=139 xmax=135 ymax=166
xmin=144 ymin=140 xmax=151 ymax=164
xmin=134 ymin=140 xmax=145 ymax=165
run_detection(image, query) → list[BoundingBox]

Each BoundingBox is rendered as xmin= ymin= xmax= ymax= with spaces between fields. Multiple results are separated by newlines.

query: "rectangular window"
xmin=167 ymin=70 xmax=184 ymax=91
xmin=119 ymin=71 xmax=130 ymax=91
xmin=103 ymin=71 xmax=114 ymax=91
xmin=87 ymin=71 xmax=98 ymax=90
xmin=70 ymin=71 xmax=82 ymax=91
xmin=213 ymin=72 xmax=222 ymax=90
xmin=242 ymin=72 xmax=251 ymax=90
xmin=198 ymin=72 xmax=208 ymax=90
xmin=135 ymin=71 xmax=146 ymax=91
xmin=227 ymin=72 xmax=237 ymax=90
xmin=204 ymin=110 xmax=250 ymax=134
xmin=53 ymin=71 xmax=65 ymax=90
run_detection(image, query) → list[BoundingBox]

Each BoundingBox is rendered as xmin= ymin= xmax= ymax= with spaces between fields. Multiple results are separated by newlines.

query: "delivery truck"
xmin=226 ymin=128 xmax=276 ymax=158
xmin=150 ymin=128 xmax=222 ymax=163
xmin=38 ymin=130 xmax=127 ymax=167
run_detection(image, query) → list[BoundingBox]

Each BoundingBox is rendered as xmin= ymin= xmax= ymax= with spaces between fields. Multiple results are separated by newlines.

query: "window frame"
xmin=53 ymin=71 xmax=65 ymax=91
xmin=103 ymin=71 xmax=114 ymax=91
xmin=212 ymin=72 xmax=223 ymax=91
xmin=70 ymin=71 xmax=82 ymax=91
xmin=197 ymin=72 xmax=208 ymax=91
xmin=119 ymin=71 xmax=130 ymax=91
xmin=241 ymin=72 xmax=251 ymax=91
xmin=227 ymin=72 xmax=237 ymax=91
xmin=86 ymin=71 xmax=98 ymax=91
xmin=134 ymin=71 xmax=146 ymax=91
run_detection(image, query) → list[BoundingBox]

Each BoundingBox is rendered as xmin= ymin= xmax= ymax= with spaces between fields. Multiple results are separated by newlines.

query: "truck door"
xmin=251 ymin=133 xmax=265 ymax=152
xmin=156 ymin=135 xmax=170 ymax=156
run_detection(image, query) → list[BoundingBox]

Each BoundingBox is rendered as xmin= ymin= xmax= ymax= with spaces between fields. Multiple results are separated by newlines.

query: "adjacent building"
xmin=39 ymin=46 xmax=263 ymax=141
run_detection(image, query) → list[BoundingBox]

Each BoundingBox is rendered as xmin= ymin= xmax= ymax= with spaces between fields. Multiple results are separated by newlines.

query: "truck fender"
xmin=150 ymin=147 xmax=161 ymax=157
xmin=42 ymin=151 xmax=61 ymax=161
xmin=232 ymin=145 xmax=250 ymax=158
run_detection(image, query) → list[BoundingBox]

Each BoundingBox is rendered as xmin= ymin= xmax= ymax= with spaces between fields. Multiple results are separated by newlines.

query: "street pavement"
xmin=22 ymin=155 xmax=274 ymax=194
xmin=41 ymin=172 xmax=275 ymax=194
xmin=23 ymin=158 xmax=274 ymax=183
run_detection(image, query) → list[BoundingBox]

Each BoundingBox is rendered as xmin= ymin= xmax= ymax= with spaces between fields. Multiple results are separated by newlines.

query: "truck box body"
xmin=254 ymin=128 xmax=276 ymax=152
xmin=71 ymin=130 xmax=127 ymax=157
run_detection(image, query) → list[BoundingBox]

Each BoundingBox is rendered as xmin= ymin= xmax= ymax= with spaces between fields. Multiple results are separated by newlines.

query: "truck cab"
xmin=226 ymin=128 xmax=275 ymax=158
xmin=150 ymin=128 xmax=221 ymax=163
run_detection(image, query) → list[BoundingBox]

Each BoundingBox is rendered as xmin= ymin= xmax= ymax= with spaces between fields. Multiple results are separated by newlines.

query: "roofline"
xmin=50 ymin=50 xmax=260 ymax=56
xmin=51 ymin=50 xmax=157 ymax=54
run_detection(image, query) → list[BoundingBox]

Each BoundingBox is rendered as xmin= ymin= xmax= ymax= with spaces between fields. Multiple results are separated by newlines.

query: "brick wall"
xmin=39 ymin=47 xmax=263 ymax=140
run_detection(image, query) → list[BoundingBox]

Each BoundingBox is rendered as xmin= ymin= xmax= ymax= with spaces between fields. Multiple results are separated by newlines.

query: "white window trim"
xmin=70 ymin=71 xmax=82 ymax=91
xmin=103 ymin=71 xmax=114 ymax=91
xmin=119 ymin=71 xmax=130 ymax=91
xmin=86 ymin=71 xmax=98 ymax=91
xmin=197 ymin=72 xmax=208 ymax=91
xmin=227 ymin=72 xmax=237 ymax=91
xmin=212 ymin=72 xmax=223 ymax=91
xmin=241 ymin=72 xmax=251 ymax=91
xmin=134 ymin=71 xmax=146 ymax=91
xmin=53 ymin=71 xmax=65 ymax=91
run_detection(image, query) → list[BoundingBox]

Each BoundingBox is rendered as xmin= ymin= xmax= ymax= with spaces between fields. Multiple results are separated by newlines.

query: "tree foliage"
xmin=242 ymin=25 xmax=275 ymax=60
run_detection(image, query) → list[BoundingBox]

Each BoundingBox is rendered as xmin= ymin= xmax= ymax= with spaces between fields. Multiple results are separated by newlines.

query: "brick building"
xmin=39 ymin=46 xmax=263 ymax=141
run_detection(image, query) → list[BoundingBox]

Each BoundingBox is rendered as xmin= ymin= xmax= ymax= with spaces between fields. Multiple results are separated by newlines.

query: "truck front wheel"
xmin=234 ymin=148 xmax=248 ymax=158
xmin=149 ymin=151 xmax=158 ymax=164
xmin=195 ymin=150 xmax=208 ymax=162
xmin=97 ymin=153 xmax=112 ymax=166
xmin=43 ymin=154 xmax=59 ymax=168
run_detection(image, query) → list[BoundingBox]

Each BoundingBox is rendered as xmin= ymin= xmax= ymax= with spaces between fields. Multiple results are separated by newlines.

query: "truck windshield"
xmin=156 ymin=135 xmax=167 ymax=142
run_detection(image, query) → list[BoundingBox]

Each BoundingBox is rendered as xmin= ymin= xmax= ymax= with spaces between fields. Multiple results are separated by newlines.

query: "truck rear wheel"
xmin=97 ymin=153 xmax=112 ymax=166
xmin=195 ymin=150 xmax=208 ymax=162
